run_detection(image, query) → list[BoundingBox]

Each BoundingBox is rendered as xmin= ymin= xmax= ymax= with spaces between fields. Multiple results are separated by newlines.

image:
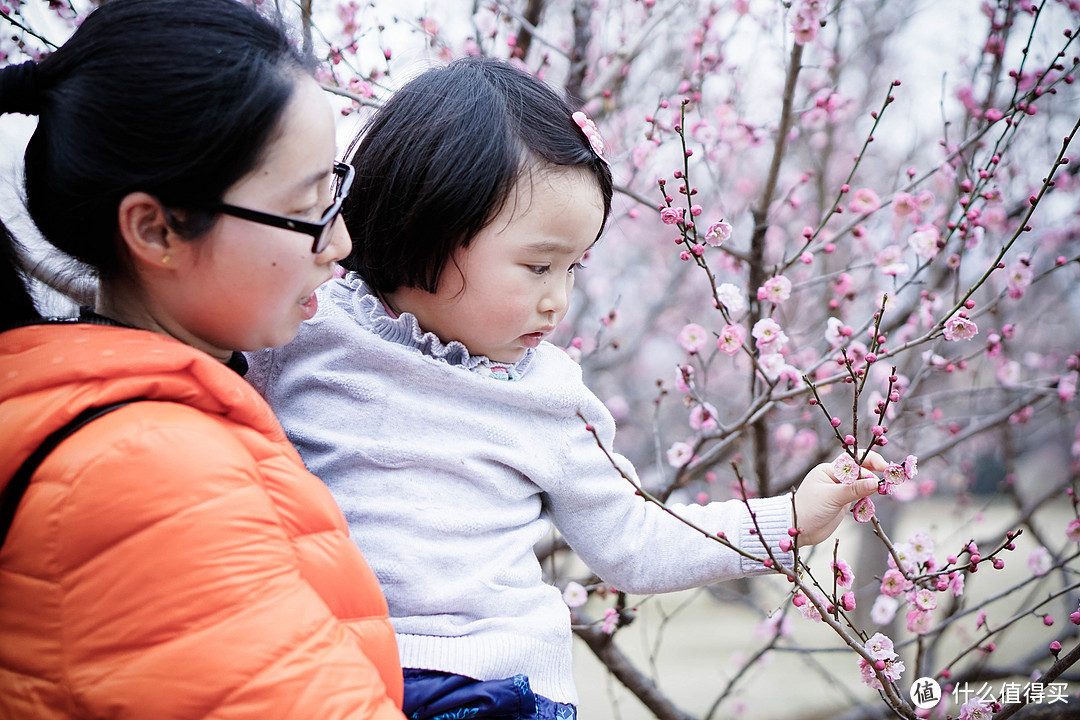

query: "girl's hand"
xmin=793 ymin=451 xmax=886 ymax=546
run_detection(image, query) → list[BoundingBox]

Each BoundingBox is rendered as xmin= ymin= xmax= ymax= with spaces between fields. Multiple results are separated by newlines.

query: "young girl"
xmin=247 ymin=56 xmax=881 ymax=719
xmin=0 ymin=1 xmax=404 ymax=716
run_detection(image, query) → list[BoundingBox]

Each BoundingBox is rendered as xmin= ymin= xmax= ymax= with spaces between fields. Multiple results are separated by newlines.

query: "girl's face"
xmin=139 ymin=76 xmax=351 ymax=360
xmin=388 ymin=166 xmax=604 ymax=364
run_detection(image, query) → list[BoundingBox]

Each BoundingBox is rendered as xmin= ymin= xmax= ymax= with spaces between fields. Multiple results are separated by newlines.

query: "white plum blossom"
xmin=865 ymin=632 xmax=895 ymax=660
xmin=1006 ymin=261 xmax=1033 ymax=298
xmin=666 ymin=441 xmax=694 ymax=468
xmin=908 ymin=225 xmax=941 ymax=259
xmin=562 ymin=581 xmax=587 ymax=608
xmin=943 ymin=315 xmax=978 ymax=341
xmin=825 ymin=317 xmax=851 ymax=347
xmin=870 ymin=595 xmax=899 ymax=625
xmin=758 ymin=352 xmax=795 ymax=382
xmin=751 ymin=318 xmax=788 ymax=349
xmin=906 ymin=531 xmax=934 ymax=565
xmin=1028 ymin=545 xmax=1051 ymax=576
xmin=715 ymin=282 xmax=747 ymax=315
xmin=705 ymin=220 xmax=732 ymax=246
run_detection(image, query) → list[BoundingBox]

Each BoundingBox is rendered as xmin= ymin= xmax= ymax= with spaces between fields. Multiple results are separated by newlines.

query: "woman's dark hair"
xmin=0 ymin=0 xmax=310 ymax=331
xmin=342 ymin=56 xmax=614 ymax=295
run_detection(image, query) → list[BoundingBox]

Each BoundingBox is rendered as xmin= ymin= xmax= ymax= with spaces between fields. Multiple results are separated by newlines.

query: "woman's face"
xmin=146 ymin=75 xmax=350 ymax=360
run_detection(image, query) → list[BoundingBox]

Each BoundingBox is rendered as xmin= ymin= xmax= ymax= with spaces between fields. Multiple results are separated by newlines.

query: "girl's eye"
xmin=570 ymin=262 xmax=587 ymax=274
xmin=528 ymin=265 xmax=549 ymax=275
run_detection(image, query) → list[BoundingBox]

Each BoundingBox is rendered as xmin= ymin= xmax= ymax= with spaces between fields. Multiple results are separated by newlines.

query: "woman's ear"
xmin=116 ymin=191 xmax=181 ymax=269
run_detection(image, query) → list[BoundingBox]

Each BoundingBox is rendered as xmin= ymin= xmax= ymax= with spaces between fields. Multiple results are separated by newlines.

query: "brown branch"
xmin=565 ymin=0 xmax=592 ymax=108
xmin=513 ymin=0 xmax=545 ymax=61
xmin=572 ymin=619 xmax=695 ymax=720
xmin=747 ymin=40 xmax=804 ymax=497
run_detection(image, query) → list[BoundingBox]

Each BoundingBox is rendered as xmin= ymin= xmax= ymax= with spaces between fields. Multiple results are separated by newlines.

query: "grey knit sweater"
xmin=246 ymin=273 xmax=794 ymax=704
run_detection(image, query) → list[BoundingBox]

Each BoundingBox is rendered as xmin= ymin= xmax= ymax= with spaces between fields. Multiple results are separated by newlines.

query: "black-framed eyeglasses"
xmin=210 ymin=161 xmax=355 ymax=254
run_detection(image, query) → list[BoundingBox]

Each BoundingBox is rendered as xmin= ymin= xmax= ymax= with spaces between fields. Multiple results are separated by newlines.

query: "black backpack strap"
xmin=0 ymin=401 xmax=138 ymax=550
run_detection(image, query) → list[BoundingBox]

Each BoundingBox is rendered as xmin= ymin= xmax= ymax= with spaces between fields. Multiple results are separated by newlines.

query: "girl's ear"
xmin=116 ymin=191 xmax=182 ymax=269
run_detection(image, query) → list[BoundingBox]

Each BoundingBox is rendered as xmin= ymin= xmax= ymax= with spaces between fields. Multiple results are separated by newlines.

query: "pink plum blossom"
xmin=848 ymin=187 xmax=881 ymax=214
xmin=853 ymin=496 xmax=876 ymax=523
xmin=753 ymin=613 xmax=792 ymax=641
xmin=791 ymin=0 xmax=823 ymax=44
xmin=833 ymin=558 xmax=855 ymax=588
xmin=906 ymin=608 xmax=933 ymax=634
xmin=949 ymin=572 xmax=965 ymax=598
xmin=601 ymin=607 xmax=618 ymax=634
xmin=1067 ymin=518 xmax=1080 ymax=543
xmin=912 ymin=588 xmax=938 ymax=611
xmin=1028 ymin=546 xmax=1051 ymax=576
xmin=880 ymin=569 xmax=907 ymax=597
xmin=689 ymin=403 xmax=718 ymax=431
xmin=858 ymin=655 xmax=904 ymax=691
xmin=892 ymin=192 xmax=919 ymax=217
xmin=705 ymin=220 xmax=732 ymax=246
xmin=832 ymin=273 xmax=854 ymax=296
xmin=795 ymin=591 xmax=823 ymax=622
xmin=677 ymin=323 xmax=709 ymax=353
xmin=717 ymin=324 xmax=746 ymax=355
xmin=832 ymin=454 xmax=861 ymax=483
xmin=675 ymin=364 xmax=694 ymax=393
xmin=757 ymin=275 xmax=793 ymax=304
xmin=943 ymin=315 xmax=979 ymax=341
xmin=958 ymin=697 xmax=994 ymax=720
xmin=660 ymin=206 xmax=684 ymax=225
xmin=880 ymin=463 xmax=906 ymax=494
xmin=903 ymin=454 xmax=918 ymax=479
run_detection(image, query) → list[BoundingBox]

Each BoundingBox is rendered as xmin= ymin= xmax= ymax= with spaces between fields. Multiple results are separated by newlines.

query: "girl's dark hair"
xmin=342 ymin=56 xmax=614 ymax=294
xmin=0 ymin=0 xmax=309 ymax=331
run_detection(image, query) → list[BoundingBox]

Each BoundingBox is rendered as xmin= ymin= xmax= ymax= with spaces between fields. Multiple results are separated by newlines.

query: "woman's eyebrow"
xmin=287 ymin=167 xmax=332 ymax=194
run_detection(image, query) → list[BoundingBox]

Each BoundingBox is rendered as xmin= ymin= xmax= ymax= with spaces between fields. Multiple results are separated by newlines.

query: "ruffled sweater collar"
xmin=332 ymin=273 xmax=534 ymax=381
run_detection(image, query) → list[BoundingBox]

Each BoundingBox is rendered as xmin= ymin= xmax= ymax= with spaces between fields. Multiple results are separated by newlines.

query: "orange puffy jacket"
xmin=0 ymin=322 xmax=405 ymax=719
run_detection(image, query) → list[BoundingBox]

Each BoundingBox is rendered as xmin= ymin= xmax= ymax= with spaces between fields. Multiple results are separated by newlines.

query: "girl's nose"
xmin=538 ymin=277 xmax=571 ymax=316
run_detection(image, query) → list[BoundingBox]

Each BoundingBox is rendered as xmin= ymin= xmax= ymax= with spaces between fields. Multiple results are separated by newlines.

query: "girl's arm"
xmin=540 ymin=387 xmax=876 ymax=594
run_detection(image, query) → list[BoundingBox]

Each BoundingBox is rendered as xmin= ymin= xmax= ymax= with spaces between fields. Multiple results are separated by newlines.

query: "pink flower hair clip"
xmin=572 ymin=111 xmax=608 ymax=164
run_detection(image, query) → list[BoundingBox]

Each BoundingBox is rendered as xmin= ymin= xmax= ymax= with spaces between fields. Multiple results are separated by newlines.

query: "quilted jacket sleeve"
xmin=10 ymin=402 xmax=404 ymax=719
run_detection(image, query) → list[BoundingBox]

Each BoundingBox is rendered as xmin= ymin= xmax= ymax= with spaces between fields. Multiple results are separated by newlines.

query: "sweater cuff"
xmin=739 ymin=495 xmax=795 ymax=575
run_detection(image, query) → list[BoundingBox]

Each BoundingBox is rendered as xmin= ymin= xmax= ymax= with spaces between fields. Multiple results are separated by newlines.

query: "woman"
xmin=0 ymin=1 xmax=404 ymax=717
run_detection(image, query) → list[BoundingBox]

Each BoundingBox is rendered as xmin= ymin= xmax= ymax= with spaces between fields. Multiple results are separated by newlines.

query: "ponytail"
xmin=0 ymin=220 xmax=40 ymax=331
xmin=0 ymin=60 xmax=40 ymax=116
xmin=1 ymin=60 xmax=43 ymax=330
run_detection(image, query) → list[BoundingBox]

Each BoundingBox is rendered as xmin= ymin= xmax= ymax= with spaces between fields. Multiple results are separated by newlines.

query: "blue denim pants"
xmin=402 ymin=668 xmax=577 ymax=720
